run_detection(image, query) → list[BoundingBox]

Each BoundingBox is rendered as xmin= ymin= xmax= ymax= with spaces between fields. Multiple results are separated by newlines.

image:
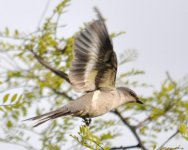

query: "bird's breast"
xmin=88 ymin=89 xmax=121 ymax=117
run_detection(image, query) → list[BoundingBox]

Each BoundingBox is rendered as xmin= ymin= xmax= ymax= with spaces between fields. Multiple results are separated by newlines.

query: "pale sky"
xmin=0 ymin=0 xmax=188 ymax=149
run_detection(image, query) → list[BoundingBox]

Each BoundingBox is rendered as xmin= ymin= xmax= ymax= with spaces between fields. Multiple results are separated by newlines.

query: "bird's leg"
xmin=82 ymin=118 xmax=92 ymax=126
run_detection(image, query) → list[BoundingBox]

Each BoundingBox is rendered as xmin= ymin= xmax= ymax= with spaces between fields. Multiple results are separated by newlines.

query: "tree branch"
xmin=29 ymin=49 xmax=70 ymax=83
xmin=136 ymin=116 xmax=151 ymax=128
xmin=110 ymin=144 xmax=140 ymax=150
xmin=52 ymin=89 xmax=72 ymax=100
xmin=113 ymin=109 xmax=146 ymax=150
xmin=157 ymin=130 xmax=179 ymax=150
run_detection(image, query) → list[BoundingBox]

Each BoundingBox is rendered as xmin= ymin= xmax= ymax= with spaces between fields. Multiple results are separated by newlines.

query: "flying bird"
xmin=25 ymin=7 xmax=143 ymax=127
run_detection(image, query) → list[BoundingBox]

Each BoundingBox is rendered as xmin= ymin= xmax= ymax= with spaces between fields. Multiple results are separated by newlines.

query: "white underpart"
xmin=92 ymin=90 xmax=101 ymax=108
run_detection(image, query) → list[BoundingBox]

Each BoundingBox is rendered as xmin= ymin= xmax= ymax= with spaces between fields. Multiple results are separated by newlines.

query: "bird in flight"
xmin=25 ymin=7 xmax=143 ymax=127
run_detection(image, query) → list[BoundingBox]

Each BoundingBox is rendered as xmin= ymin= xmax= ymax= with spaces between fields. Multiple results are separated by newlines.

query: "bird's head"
xmin=117 ymin=87 xmax=143 ymax=104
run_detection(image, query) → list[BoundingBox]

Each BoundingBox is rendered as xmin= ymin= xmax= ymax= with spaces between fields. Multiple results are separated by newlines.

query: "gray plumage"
xmin=25 ymin=8 xmax=142 ymax=127
xmin=69 ymin=7 xmax=117 ymax=92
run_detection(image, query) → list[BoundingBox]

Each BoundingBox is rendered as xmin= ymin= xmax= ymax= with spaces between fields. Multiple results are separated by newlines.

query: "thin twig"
xmin=136 ymin=116 xmax=151 ymax=128
xmin=166 ymin=71 xmax=176 ymax=85
xmin=37 ymin=0 xmax=51 ymax=28
xmin=157 ymin=130 xmax=179 ymax=150
xmin=86 ymin=137 xmax=105 ymax=150
xmin=52 ymin=89 xmax=72 ymax=100
xmin=110 ymin=144 xmax=140 ymax=150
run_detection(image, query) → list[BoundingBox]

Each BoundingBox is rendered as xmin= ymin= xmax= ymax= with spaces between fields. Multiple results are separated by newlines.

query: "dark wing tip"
xmin=93 ymin=7 xmax=104 ymax=22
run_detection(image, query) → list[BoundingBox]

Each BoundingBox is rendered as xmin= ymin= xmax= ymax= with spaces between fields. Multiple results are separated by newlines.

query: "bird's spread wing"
xmin=69 ymin=8 xmax=117 ymax=92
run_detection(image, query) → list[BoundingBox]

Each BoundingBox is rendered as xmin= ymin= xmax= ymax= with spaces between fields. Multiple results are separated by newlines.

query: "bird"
xmin=25 ymin=7 xmax=143 ymax=127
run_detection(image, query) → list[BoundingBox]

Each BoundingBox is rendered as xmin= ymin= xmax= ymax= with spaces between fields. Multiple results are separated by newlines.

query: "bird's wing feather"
xmin=69 ymin=8 xmax=117 ymax=92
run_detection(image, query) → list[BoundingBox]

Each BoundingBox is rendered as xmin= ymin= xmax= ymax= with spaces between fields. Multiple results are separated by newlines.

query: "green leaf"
xmin=110 ymin=31 xmax=126 ymax=38
xmin=100 ymin=132 xmax=113 ymax=140
xmin=0 ymin=107 xmax=4 ymax=112
xmin=5 ymin=27 xmax=9 ymax=36
xmin=11 ymin=94 xmax=18 ymax=102
xmin=178 ymin=123 xmax=188 ymax=140
xmin=120 ymin=69 xmax=145 ymax=78
xmin=6 ymin=120 xmax=13 ymax=128
xmin=14 ymin=29 xmax=19 ymax=37
xmin=152 ymin=144 xmax=156 ymax=150
xmin=17 ymin=94 xmax=23 ymax=102
xmin=54 ymin=0 xmax=70 ymax=14
xmin=179 ymin=123 xmax=187 ymax=134
xmin=22 ymin=106 xmax=27 ymax=116
xmin=4 ymin=106 xmax=12 ymax=111
xmin=3 ymin=94 xmax=10 ymax=103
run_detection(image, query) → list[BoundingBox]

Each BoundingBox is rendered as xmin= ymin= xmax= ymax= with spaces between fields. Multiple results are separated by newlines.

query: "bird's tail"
xmin=24 ymin=106 xmax=71 ymax=127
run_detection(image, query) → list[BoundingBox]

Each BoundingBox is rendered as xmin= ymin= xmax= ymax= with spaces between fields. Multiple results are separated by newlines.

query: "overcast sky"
xmin=0 ymin=0 xmax=188 ymax=149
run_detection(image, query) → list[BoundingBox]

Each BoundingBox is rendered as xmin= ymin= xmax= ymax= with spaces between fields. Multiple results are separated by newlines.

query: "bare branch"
xmin=157 ymin=130 xmax=179 ymax=150
xmin=110 ymin=144 xmax=140 ymax=150
xmin=136 ymin=116 xmax=151 ymax=128
xmin=29 ymin=49 xmax=70 ymax=83
xmin=113 ymin=109 xmax=146 ymax=150
xmin=52 ymin=89 xmax=72 ymax=100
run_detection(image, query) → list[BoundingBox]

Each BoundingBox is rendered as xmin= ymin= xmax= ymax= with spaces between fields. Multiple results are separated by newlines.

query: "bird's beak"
xmin=136 ymin=99 xmax=143 ymax=104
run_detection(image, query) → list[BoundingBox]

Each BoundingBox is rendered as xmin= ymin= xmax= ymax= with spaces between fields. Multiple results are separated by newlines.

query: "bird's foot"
xmin=82 ymin=118 xmax=92 ymax=126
